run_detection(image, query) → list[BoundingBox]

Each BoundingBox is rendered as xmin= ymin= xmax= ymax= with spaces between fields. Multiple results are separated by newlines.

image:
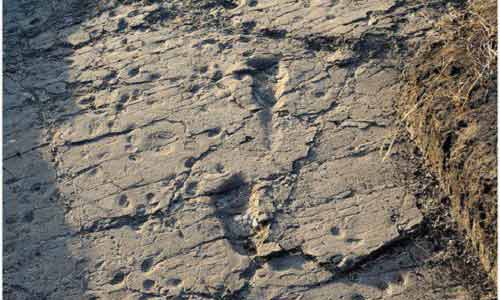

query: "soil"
xmin=399 ymin=0 xmax=497 ymax=284
xmin=3 ymin=0 xmax=496 ymax=299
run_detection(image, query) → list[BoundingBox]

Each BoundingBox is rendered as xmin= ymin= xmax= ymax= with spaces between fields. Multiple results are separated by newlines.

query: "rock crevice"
xmin=3 ymin=0 xmax=489 ymax=299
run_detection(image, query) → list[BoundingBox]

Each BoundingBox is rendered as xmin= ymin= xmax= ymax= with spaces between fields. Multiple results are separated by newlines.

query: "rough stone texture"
xmin=3 ymin=0 xmax=482 ymax=299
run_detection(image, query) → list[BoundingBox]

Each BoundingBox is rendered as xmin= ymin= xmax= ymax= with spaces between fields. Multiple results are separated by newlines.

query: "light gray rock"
xmin=3 ymin=0 xmax=476 ymax=299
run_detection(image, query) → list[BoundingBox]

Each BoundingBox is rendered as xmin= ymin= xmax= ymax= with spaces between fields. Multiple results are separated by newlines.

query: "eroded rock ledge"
xmin=3 ymin=0 xmax=489 ymax=299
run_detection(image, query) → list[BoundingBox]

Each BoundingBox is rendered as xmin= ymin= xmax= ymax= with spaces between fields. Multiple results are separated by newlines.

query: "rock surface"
xmin=3 ymin=0 xmax=482 ymax=299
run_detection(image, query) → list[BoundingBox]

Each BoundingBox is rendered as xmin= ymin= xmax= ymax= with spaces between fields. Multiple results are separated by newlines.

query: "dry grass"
xmin=396 ymin=0 xmax=498 ymax=283
xmin=383 ymin=0 xmax=497 ymax=161
xmin=404 ymin=0 xmax=497 ymax=110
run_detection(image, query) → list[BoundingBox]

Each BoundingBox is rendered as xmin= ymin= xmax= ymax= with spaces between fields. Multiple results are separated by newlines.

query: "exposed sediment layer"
xmin=400 ymin=0 xmax=497 ymax=282
xmin=3 ymin=0 xmax=491 ymax=299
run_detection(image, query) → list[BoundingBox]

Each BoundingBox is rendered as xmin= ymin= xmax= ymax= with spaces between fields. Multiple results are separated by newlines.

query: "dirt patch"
xmin=408 ymin=138 xmax=496 ymax=298
xmin=400 ymin=0 xmax=497 ymax=282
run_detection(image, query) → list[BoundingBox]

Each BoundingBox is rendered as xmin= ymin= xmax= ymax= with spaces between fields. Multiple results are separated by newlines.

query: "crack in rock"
xmin=3 ymin=0 xmax=479 ymax=299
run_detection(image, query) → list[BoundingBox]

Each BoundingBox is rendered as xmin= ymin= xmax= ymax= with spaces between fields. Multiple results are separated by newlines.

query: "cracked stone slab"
xmin=3 ymin=0 xmax=476 ymax=299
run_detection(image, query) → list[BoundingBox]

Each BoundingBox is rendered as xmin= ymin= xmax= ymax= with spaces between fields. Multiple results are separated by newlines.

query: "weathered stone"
xmin=3 ymin=0 xmax=488 ymax=299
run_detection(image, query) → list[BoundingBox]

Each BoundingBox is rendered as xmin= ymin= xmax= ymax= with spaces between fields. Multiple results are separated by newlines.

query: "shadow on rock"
xmin=3 ymin=0 xmax=99 ymax=298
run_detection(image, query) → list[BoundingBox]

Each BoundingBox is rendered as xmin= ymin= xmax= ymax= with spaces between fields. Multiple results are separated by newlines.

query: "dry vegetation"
xmin=400 ymin=0 xmax=497 ymax=283
xmin=403 ymin=0 xmax=496 ymax=110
